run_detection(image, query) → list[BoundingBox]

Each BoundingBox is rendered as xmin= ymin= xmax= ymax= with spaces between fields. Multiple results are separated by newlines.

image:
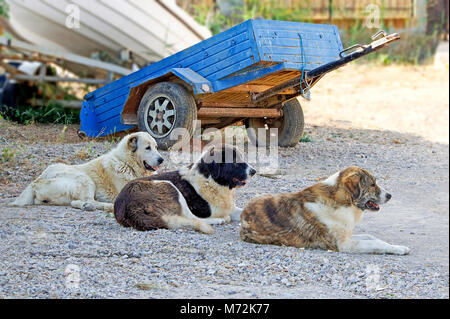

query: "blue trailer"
xmin=79 ymin=19 xmax=399 ymax=149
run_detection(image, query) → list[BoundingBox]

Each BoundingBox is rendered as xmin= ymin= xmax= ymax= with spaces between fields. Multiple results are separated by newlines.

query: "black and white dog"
xmin=114 ymin=144 xmax=256 ymax=234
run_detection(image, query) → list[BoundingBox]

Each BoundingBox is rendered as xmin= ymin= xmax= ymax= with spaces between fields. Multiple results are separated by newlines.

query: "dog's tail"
xmin=9 ymin=184 xmax=35 ymax=207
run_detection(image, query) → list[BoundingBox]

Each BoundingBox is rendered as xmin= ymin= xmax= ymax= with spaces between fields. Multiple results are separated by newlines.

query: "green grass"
xmin=0 ymin=102 xmax=80 ymax=125
xmin=1 ymin=147 xmax=15 ymax=164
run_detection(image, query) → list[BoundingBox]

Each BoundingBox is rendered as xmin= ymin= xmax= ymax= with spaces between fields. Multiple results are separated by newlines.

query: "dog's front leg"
xmin=71 ymin=200 xmax=114 ymax=213
xmin=339 ymin=235 xmax=410 ymax=255
xmin=230 ymin=207 xmax=243 ymax=222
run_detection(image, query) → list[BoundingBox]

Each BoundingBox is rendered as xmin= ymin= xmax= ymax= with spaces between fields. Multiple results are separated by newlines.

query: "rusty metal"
xmin=250 ymin=76 xmax=304 ymax=103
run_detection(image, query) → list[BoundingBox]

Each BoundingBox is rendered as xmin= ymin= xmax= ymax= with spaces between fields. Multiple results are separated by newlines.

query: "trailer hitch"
xmin=306 ymin=30 xmax=400 ymax=79
xmin=251 ymin=30 xmax=400 ymax=103
xmin=338 ymin=30 xmax=392 ymax=58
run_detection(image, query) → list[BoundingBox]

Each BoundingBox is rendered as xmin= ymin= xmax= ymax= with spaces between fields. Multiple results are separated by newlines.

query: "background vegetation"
xmin=0 ymin=0 xmax=8 ymax=18
xmin=0 ymin=81 xmax=81 ymax=125
xmin=188 ymin=0 xmax=446 ymax=65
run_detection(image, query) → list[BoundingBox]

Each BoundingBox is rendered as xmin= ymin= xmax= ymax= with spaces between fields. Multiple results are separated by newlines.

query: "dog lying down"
xmin=114 ymin=144 xmax=256 ymax=234
xmin=241 ymin=167 xmax=410 ymax=255
xmin=9 ymin=132 xmax=164 ymax=212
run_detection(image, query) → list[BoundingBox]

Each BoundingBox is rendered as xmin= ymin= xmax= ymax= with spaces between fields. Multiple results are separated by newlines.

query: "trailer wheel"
xmin=138 ymin=82 xmax=197 ymax=150
xmin=246 ymin=99 xmax=304 ymax=147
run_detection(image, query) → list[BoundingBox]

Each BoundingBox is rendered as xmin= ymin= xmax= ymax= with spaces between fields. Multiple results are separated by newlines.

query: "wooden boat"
xmin=1 ymin=0 xmax=211 ymax=69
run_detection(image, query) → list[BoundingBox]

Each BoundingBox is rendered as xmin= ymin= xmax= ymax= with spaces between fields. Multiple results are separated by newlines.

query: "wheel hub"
xmin=147 ymin=96 xmax=176 ymax=138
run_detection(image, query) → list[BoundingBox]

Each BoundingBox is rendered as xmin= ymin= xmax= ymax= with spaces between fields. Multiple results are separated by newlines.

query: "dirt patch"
xmin=0 ymin=120 xmax=81 ymax=144
xmin=303 ymin=64 xmax=449 ymax=144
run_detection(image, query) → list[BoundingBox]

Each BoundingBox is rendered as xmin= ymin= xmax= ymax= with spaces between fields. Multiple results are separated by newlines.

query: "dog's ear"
xmin=344 ymin=173 xmax=361 ymax=199
xmin=127 ymin=136 xmax=138 ymax=153
xmin=210 ymin=160 xmax=221 ymax=179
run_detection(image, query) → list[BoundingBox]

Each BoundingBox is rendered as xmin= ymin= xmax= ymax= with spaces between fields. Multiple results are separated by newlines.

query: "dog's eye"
xmin=146 ymin=146 xmax=152 ymax=151
xmin=371 ymin=183 xmax=376 ymax=187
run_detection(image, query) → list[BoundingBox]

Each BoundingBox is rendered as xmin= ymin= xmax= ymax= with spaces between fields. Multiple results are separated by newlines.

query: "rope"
xmin=298 ymin=33 xmax=311 ymax=97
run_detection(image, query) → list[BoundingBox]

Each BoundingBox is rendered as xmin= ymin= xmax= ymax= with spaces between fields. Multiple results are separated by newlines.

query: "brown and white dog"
xmin=9 ymin=132 xmax=164 ymax=212
xmin=240 ymin=167 xmax=410 ymax=255
xmin=114 ymin=144 xmax=256 ymax=234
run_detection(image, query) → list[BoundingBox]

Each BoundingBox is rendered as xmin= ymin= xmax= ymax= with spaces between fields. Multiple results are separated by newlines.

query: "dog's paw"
xmin=391 ymin=245 xmax=411 ymax=255
xmin=199 ymin=223 xmax=214 ymax=235
xmin=206 ymin=218 xmax=225 ymax=225
xmin=81 ymin=203 xmax=95 ymax=211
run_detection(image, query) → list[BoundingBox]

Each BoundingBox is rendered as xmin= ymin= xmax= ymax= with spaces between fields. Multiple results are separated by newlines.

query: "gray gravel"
xmin=0 ymin=125 xmax=448 ymax=299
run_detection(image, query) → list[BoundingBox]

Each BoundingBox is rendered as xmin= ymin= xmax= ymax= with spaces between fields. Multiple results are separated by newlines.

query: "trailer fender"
xmin=169 ymin=68 xmax=212 ymax=95
xmin=79 ymin=100 xmax=98 ymax=138
xmin=121 ymin=68 xmax=211 ymax=125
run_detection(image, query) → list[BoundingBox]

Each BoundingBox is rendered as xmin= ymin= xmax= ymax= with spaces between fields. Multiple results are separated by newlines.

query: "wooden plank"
xmin=224 ymin=84 xmax=272 ymax=93
xmin=13 ymin=74 xmax=110 ymax=85
xmin=94 ymin=89 xmax=130 ymax=109
xmin=256 ymin=37 xmax=341 ymax=50
xmin=122 ymin=113 xmax=138 ymax=125
xmin=199 ymin=102 xmax=251 ymax=108
xmin=197 ymin=107 xmax=281 ymax=118
xmin=202 ymin=49 xmax=255 ymax=79
xmin=0 ymin=36 xmax=131 ymax=76
xmin=96 ymin=101 xmax=129 ymax=123
xmin=224 ymin=84 xmax=297 ymax=94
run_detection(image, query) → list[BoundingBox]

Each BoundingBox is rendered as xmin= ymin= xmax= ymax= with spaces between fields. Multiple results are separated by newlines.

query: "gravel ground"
xmin=0 ymin=65 xmax=448 ymax=299
xmin=0 ymin=125 xmax=448 ymax=299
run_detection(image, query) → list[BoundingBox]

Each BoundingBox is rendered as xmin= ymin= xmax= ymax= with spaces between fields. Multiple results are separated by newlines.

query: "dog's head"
xmin=336 ymin=167 xmax=392 ymax=211
xmin=125 ymin=132 xmax=164 ymax=173
xmin=195 ymin=144 xmax=256 ymax=189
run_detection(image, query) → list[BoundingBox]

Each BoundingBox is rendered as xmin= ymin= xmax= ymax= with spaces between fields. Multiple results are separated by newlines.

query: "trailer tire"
xmin=246 ymin=98 xmax=304 ymax=147
xmin=138 ymin=82 xmax=197 ymax=151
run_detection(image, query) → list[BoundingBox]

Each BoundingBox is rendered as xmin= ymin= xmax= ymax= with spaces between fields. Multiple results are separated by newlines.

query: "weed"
xmin=300 ymin=134 xmax=314 ymax=143
xmin=1 ymin=147 xmax=15 ymax=164
xmin=56 ymin=125 xmax=68 ymax=144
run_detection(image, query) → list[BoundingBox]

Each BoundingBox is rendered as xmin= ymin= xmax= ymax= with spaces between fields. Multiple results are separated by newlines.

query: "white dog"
xmin=9 ymin=132 xmax=163 ymax=212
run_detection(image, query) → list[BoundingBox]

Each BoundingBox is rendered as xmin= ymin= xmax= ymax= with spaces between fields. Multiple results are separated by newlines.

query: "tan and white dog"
xmin=114 ymin=144 xmax=256 ymax=234
xmin=9 ymin=132 xmax=164 ymax=212
xmin=240 ymin=167 xmax=410 ymax=255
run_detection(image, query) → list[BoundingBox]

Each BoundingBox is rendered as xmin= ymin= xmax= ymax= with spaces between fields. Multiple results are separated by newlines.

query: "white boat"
xmin=1 ymin=0 xmax=212 ymax=68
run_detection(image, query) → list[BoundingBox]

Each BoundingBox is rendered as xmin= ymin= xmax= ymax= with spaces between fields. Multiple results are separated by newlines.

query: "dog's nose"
xmin=158 ymin=157 xmax=164 ymax=165
xmin=250 ymin=168 xmax=257 ymax=176
xmin=386 ymin=193 xmax=392 ymax=201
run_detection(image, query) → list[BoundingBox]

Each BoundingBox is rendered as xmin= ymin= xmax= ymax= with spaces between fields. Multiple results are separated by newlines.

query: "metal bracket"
xmin=371 ymin=30 xmax=387 ymax=40
xmin=339 ymin=30 xmax=392 ymax=58
xmin=339 ymin=44 xmax=367 ymax=58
